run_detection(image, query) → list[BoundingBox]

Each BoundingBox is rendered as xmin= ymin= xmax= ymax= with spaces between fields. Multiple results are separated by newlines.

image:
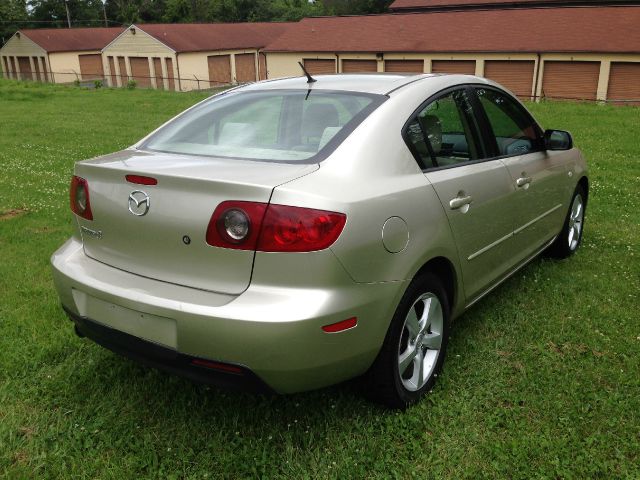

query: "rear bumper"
xmin=65 ymin=307 xmax=273 ymax=393
xmin=51 ymin=238 xmax=406 ymax=393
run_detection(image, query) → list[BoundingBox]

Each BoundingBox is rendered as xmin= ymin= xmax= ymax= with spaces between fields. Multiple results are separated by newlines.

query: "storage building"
xmin=263 ymin=6 xmax=640 ymax=103
xmin=102 ymin=23 xmax=289 ymax=91
xmin=0 ymin=28 xmax=124 ymax=83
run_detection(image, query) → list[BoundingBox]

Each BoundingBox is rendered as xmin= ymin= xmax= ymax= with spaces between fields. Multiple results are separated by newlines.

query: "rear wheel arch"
xmin=414 ymin=256 xmax=457 ymax=316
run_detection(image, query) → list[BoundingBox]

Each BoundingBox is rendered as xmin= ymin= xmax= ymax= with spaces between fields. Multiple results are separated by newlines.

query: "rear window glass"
xmin=142 ymin=89 xmax=385 ymax=162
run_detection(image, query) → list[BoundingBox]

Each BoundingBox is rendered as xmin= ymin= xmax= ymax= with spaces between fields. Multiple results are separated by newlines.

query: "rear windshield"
xmin=142 ymin=89 xmax=386 ymax=163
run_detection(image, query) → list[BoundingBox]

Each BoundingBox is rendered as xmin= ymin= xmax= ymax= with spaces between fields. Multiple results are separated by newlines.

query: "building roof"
xmin=263 ymin=6 xmax=640 ymax=54
xmin=134 ymin=22 xmax=290 ymax=53
xmin=19 ymin=27 xmax=124 ymax=53
xmin=389 ymin=0 xmax=639 ymax=10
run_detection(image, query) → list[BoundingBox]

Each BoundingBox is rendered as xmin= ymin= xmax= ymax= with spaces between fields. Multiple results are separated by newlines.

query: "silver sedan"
xmin=51 ymin=73 xmax=588 ymax=408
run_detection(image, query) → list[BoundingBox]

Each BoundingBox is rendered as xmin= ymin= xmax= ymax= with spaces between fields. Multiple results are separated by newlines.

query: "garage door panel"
xmin=542 ymin=61 xmax=599 ymax=101
xmin=607 ymin=62 xmax=640 ymax=105
xmin=259 ymin=54 xmax=267 ymax=80
xmin=32 ymin=57 xmax=41 ymax=81
xmin=153 ymin=57 xmax=163 ymax=90
xmin=303 ymin=59 xmax=336 ymax=75
xmin=385 ymin=60 xmax=424 ymax=73
xmin=431 ymin=60 xmax=475 ymax=75
xmin=17 ymin=56 xmax=32 ymax=80
xmin=129 ymin=57 xmax=152 ymax=88
xmin=166 ymin=58 xmax=175 ymax=91
xmin=208 ymin=55 xmax=231 ymax=86
xmin=484 ymin=60 xmax=535 ymax=99
xmin=342 ymin=59 xmax=377 ymax=73
xmin=79 ymin=54 xmax=104 ymax=81
xmin=235 ymin=53 xmax=256 ymax=83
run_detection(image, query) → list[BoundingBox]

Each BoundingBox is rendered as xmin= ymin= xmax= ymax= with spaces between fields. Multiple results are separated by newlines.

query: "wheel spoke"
xmin=421 ymin=297 xmax=437 ymax=331
xmin=573 ymin=224 xmax=581 ymax=241
xmin=573 ymin=201 xmax=582 ymax=220
xmin=415 ymin=349 xmax=425 ymax=386
xmin=398 ymin=343 xmax=418 ymax=373
xmin=405 ymin=307 xmax=420 ymax=339
xmin=568 ymin=225 xmax=574 ymax=246
xmin=422 ymin=332 xmax=442 ymax=350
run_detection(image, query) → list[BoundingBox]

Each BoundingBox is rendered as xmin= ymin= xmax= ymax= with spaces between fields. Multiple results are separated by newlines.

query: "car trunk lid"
xmin=74 ymin=149 xmax=318 ymax=294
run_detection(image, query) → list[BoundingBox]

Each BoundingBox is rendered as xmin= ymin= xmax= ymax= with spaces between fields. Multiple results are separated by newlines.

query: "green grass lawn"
xmin=0 ymin=79 xmax=638 ymax=479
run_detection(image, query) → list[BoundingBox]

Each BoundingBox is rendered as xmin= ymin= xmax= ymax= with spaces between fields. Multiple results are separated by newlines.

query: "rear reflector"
xmin=322 ymin=317 xmax=358 ymax=333
xmin=126 ymin=174 xmax=158 ymax=185
xmin=191 ymin=358 xmax=244 ymax=375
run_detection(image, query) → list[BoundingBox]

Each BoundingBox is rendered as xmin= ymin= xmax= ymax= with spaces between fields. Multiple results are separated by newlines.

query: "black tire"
xmin=548 ymin=184 xmax=587 ymax=259
xmin=365 ymin=272 xmax=450 ymax=409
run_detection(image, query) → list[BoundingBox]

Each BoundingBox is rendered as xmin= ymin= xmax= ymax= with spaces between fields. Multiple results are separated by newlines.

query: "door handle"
xmin=449 ymin=195 xmax=473 ymax=210
xmin=516 ymin=176 xmax=532 ymax=187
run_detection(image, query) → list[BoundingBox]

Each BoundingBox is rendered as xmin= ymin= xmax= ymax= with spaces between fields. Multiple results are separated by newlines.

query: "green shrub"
xmin=93 ymin=80 xmax=103 ymax=89
xmin=127 ymin=79 xmax=137 ymax=89
xmin=73 ymin=79 xmax=80 ymax=87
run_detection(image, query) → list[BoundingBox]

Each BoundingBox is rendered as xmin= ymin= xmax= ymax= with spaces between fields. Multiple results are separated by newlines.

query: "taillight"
xmin=206 ymin=202 xmax=346 ymax=252
xmin=206 ymin=201 xmax=268 ymax=250
xmin=258 ymin=205 xmax=346 ymax=252
xmin=70 ymin=175 xmax=93 ymax=220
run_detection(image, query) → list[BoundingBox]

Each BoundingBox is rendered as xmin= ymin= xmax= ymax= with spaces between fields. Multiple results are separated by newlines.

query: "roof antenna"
xmin=298 ymin=61 xmax=317 ymax=84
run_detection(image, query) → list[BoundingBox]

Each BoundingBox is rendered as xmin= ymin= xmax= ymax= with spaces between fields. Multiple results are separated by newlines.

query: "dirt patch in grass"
xmin=0 ymin=208 xmax=28 ymax=221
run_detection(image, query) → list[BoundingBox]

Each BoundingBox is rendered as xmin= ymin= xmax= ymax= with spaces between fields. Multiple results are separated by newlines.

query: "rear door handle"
xmin=449 ymin=195 xmax=473 ymax=210
xmin=516 ymin=176 xmax=532 ymax=187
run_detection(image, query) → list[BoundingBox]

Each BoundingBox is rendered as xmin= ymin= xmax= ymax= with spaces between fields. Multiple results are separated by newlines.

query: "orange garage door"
xmin=342 ymin=59 xmax=377 ymax=73
xmin=79 ymin=54 xmax=104 ymax=81
xmin=607 ymin=62 xmax=640 ymax=105
xmin=431 ymin=60 xmax=475 ymax=75
xmin=303 ymin=59 xmax=336 ymax=75
xmin=17 ymin=56 xmax=32 ymax=80
xmin=129 ymin=57 xmax=152 ymax=88
xmin=208 ymin=55 xmax=231 ymax=86
xmin=385 ymin=60 xmax=424 ymax=73
xmin=542 ymin=61 xmax=599 ymax=101
xmin=235 ymin=53 xmax=256 ymax=83
xmin=484 ymin=60 xmax=535 ymax=99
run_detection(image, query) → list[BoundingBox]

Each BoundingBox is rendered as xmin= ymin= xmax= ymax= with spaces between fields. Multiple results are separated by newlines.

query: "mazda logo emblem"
xmin=128 ymin=190 xmax=150 ymax=216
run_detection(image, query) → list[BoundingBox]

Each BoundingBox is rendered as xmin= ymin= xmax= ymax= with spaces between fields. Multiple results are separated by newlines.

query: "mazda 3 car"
xmin=51 ymin=73 xmax=588 ymax=408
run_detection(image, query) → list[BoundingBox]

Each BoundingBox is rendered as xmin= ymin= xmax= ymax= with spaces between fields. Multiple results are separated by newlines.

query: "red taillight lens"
xmin=206 ymin=201 xmax=268 ymax=250
xmin=70 ymin=175 xmax=93 ymax=220
xmin=126 ymin=174 xmax=157 ymax=185
xmin=258 ymin=205 xmax=346 ymax=252
xmin=206 ymin=202 xmax=346 ymax=252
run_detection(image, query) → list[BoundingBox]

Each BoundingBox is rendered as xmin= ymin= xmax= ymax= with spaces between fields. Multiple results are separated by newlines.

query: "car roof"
xmin=240 ymin=73 xmax=442 ymax=95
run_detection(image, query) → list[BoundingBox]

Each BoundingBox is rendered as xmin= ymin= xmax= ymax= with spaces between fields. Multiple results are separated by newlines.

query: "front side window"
xmin=142 ymin=89 xmax=384 ymax=162
xmin=476 ymin=88 xmax=541 ymax=157
xmin=405 ymin=88 xmax=483 ymax=169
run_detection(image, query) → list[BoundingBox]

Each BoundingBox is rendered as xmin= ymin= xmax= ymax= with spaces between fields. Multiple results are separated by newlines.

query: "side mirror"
xmin=544 ymin=129 xmax=573 ymax=151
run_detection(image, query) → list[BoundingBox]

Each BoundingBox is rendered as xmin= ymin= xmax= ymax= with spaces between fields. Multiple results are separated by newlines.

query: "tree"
xmin=1 ymin=0 xmax=28 ymax=45
xmin=27 ymin=0 xmax=106 ymax=27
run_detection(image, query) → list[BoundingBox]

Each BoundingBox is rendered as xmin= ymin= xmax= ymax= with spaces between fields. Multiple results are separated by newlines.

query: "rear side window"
xmin=142 ymin=89 xmax=384 ymax=162
xmin=476 ymin=88 xmax=542 ymax=157
xmin=404 ymin=88 xmax=483 ymax=169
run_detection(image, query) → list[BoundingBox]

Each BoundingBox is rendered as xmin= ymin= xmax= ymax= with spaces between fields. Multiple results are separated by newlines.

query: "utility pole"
xmin=102 ymin=0 xmax=108 ymax=27
xmin=64 ymin=0 xmax=72 ymax=28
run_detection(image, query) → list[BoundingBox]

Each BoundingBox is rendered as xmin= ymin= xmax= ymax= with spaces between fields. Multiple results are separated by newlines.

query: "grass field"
xmin=0 ymin=79 xmax=638 ymax=479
